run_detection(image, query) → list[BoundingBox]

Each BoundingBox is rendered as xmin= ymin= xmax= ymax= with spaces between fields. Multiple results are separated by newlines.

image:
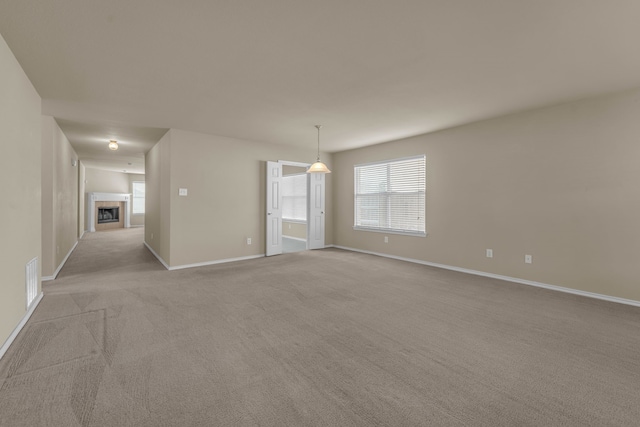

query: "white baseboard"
xmin=0 ymin=292 xmax=43 ymax=361
xmin=167 ymin=254 xmax=265 ymax=271
xmin=143 ymin=241 xmax=264 ymax=271
xmin=143 ymin=241 xmax=170 ymax=270
xmin=42 ymin=240 xmax=78 ymax=281
xmin=130 ymin=225 xmax=144 ymax=228
xmin=333 ymin=245 xmax=640 ymax=308
xmin=283 ymin=236 xmax=307 ymax=242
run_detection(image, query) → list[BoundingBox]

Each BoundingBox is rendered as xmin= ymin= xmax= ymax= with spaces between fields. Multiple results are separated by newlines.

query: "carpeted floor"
xmin=1 ymin=228 xmax=640 ymax=426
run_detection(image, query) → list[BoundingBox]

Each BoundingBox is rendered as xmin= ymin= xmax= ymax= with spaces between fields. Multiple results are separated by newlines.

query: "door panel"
xmin=266 ymin=161 xmax=283 ymax=256
xmin=307 ymin=172 xmax=326 ymax=250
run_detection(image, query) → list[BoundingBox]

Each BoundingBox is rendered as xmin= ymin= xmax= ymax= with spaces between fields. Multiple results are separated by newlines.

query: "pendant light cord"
xmin=315 ymin=125 xmax=322 ymax=161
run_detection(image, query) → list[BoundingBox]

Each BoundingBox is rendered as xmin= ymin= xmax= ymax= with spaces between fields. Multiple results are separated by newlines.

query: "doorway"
xmin=282 ymin=165 xmax=308 ymax=253
xmin=266 ymin=160 xmax=326 ymax=256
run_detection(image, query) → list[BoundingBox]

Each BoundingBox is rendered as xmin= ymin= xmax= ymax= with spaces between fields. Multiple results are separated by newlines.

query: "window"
xmin=132 ymin=181 xmax=145 ymax=214
xmin=282 ymin=173 xmax=307 ymax=221
xmin=354 ymin=155 xmax=426 ymax=236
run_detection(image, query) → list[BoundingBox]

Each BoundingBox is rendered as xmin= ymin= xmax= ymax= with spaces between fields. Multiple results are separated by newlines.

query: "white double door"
xmin=266 ymin=161 xmax=326 ymax=256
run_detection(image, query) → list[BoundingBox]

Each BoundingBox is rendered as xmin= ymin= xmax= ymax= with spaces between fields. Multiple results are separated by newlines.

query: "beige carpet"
xmin=1 ymin=228 xmax=639 ymax=426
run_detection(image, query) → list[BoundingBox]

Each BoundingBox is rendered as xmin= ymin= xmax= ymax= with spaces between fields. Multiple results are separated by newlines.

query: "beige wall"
xmin=41 ymin=116 xmax=79 ymax=278
xmin=146 ymin=128 xmax=333 ymax=267
xmin=78 ymin=161 xmax=85 ymax=237
xmin=333 ymin=88 xmax=640 ymax=302
xmin=283 ymin=165 xmax=306 ymax=175
xmin=41 ymin=118 xmax=54 ymax=278
xmin=145 ymin=131 xmax=171 ymax=264
xmin=283 ymin=221 xmax=307 ymax=240
xmin=85 ymin=168 xmax=130 ymax=194
xmin=0 ymin=34 xmax=42 ymax=346
xmin=128 ymin=173 xmax=145 ymax=227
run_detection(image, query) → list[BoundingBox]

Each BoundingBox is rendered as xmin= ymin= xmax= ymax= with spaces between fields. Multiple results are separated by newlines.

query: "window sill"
xmin=353 ymin=226 xmax=427 ymax=237
xmin=282 ymin=219 xmax=307 ymax=224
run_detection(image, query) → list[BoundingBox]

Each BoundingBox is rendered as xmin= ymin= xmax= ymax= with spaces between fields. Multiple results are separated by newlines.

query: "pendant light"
xmin=306 ymin=125 xmax=331 ymax=173
xmin=108 ymin=140 xmax=119 ymax=150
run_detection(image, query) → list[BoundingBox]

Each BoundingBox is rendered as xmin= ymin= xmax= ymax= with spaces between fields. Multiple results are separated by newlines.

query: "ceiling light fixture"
xmin=306 ymin=125 xmax=331 ymax=173
xmin=108 ymin=140 xmax=118 ymax=150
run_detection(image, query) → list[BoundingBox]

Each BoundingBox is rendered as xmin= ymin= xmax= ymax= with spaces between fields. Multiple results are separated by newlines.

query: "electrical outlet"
xmin=486 ymin=249 xmax=493 ymax=258
xmin=246 ymin=237 xmax=252 ymax=245
xmin=384 ymin=236 xmax=389 ymax=243
xmin=179 ymin=188 xmax=188 ymax=196
xmin=525 ymin=254 xmax=532 ymax=264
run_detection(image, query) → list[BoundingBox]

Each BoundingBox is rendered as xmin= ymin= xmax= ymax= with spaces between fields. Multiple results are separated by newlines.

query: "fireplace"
xmin=86 ymin=192 xmax=131 ymax=232
xmin=98 ymin=206 xmax=120 ymax=224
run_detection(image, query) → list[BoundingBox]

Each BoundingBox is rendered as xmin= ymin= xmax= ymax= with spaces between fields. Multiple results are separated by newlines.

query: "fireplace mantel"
xmin=87 ymin=192 xmax=131 ymax=232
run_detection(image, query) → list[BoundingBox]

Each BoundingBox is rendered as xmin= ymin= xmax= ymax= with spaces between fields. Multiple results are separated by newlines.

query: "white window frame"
xmin=353 ymin=155 xmax=426 ymax=237
xmin=132 ymin=181 xmax=145 ymax=214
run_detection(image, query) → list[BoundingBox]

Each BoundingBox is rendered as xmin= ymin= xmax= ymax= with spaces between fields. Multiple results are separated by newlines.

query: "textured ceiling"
xmin=2 ymin=0 xmax=640 ymax=173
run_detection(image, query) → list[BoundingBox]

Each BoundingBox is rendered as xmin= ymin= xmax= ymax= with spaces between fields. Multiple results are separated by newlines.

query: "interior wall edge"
xmin=144 ymin=241 xmax=170 ymax=270
xmin=41 ymin=240 xmax=78 ymax=281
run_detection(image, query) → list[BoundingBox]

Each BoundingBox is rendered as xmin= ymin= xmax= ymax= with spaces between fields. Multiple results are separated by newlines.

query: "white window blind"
xmin=354 ymin=155 xmax=426 ymax=236
xmin=132 ymin=182 xmax=145 ymax=214
xmin=282 ymin=174 xmax=307 ymax=221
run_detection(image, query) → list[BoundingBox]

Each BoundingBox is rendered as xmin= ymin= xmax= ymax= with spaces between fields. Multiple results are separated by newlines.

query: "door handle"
xmin=321 ymin=211 xmax=324 ymax=214
xmin=268 ymin=212 xmax=272 ymax=215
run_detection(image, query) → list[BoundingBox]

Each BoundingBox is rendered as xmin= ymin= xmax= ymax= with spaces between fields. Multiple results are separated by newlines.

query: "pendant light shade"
xmin=307 ymin=161 xmax=331 ymax=173
xmin=306 ymin=125 xmax=331 ymax=173
xmin=108 ymin=140 xmax=119 ymax=150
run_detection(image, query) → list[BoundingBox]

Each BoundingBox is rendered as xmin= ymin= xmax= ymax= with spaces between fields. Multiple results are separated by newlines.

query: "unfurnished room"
xmin=1 ymin=1 xmax=640 ymax=426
